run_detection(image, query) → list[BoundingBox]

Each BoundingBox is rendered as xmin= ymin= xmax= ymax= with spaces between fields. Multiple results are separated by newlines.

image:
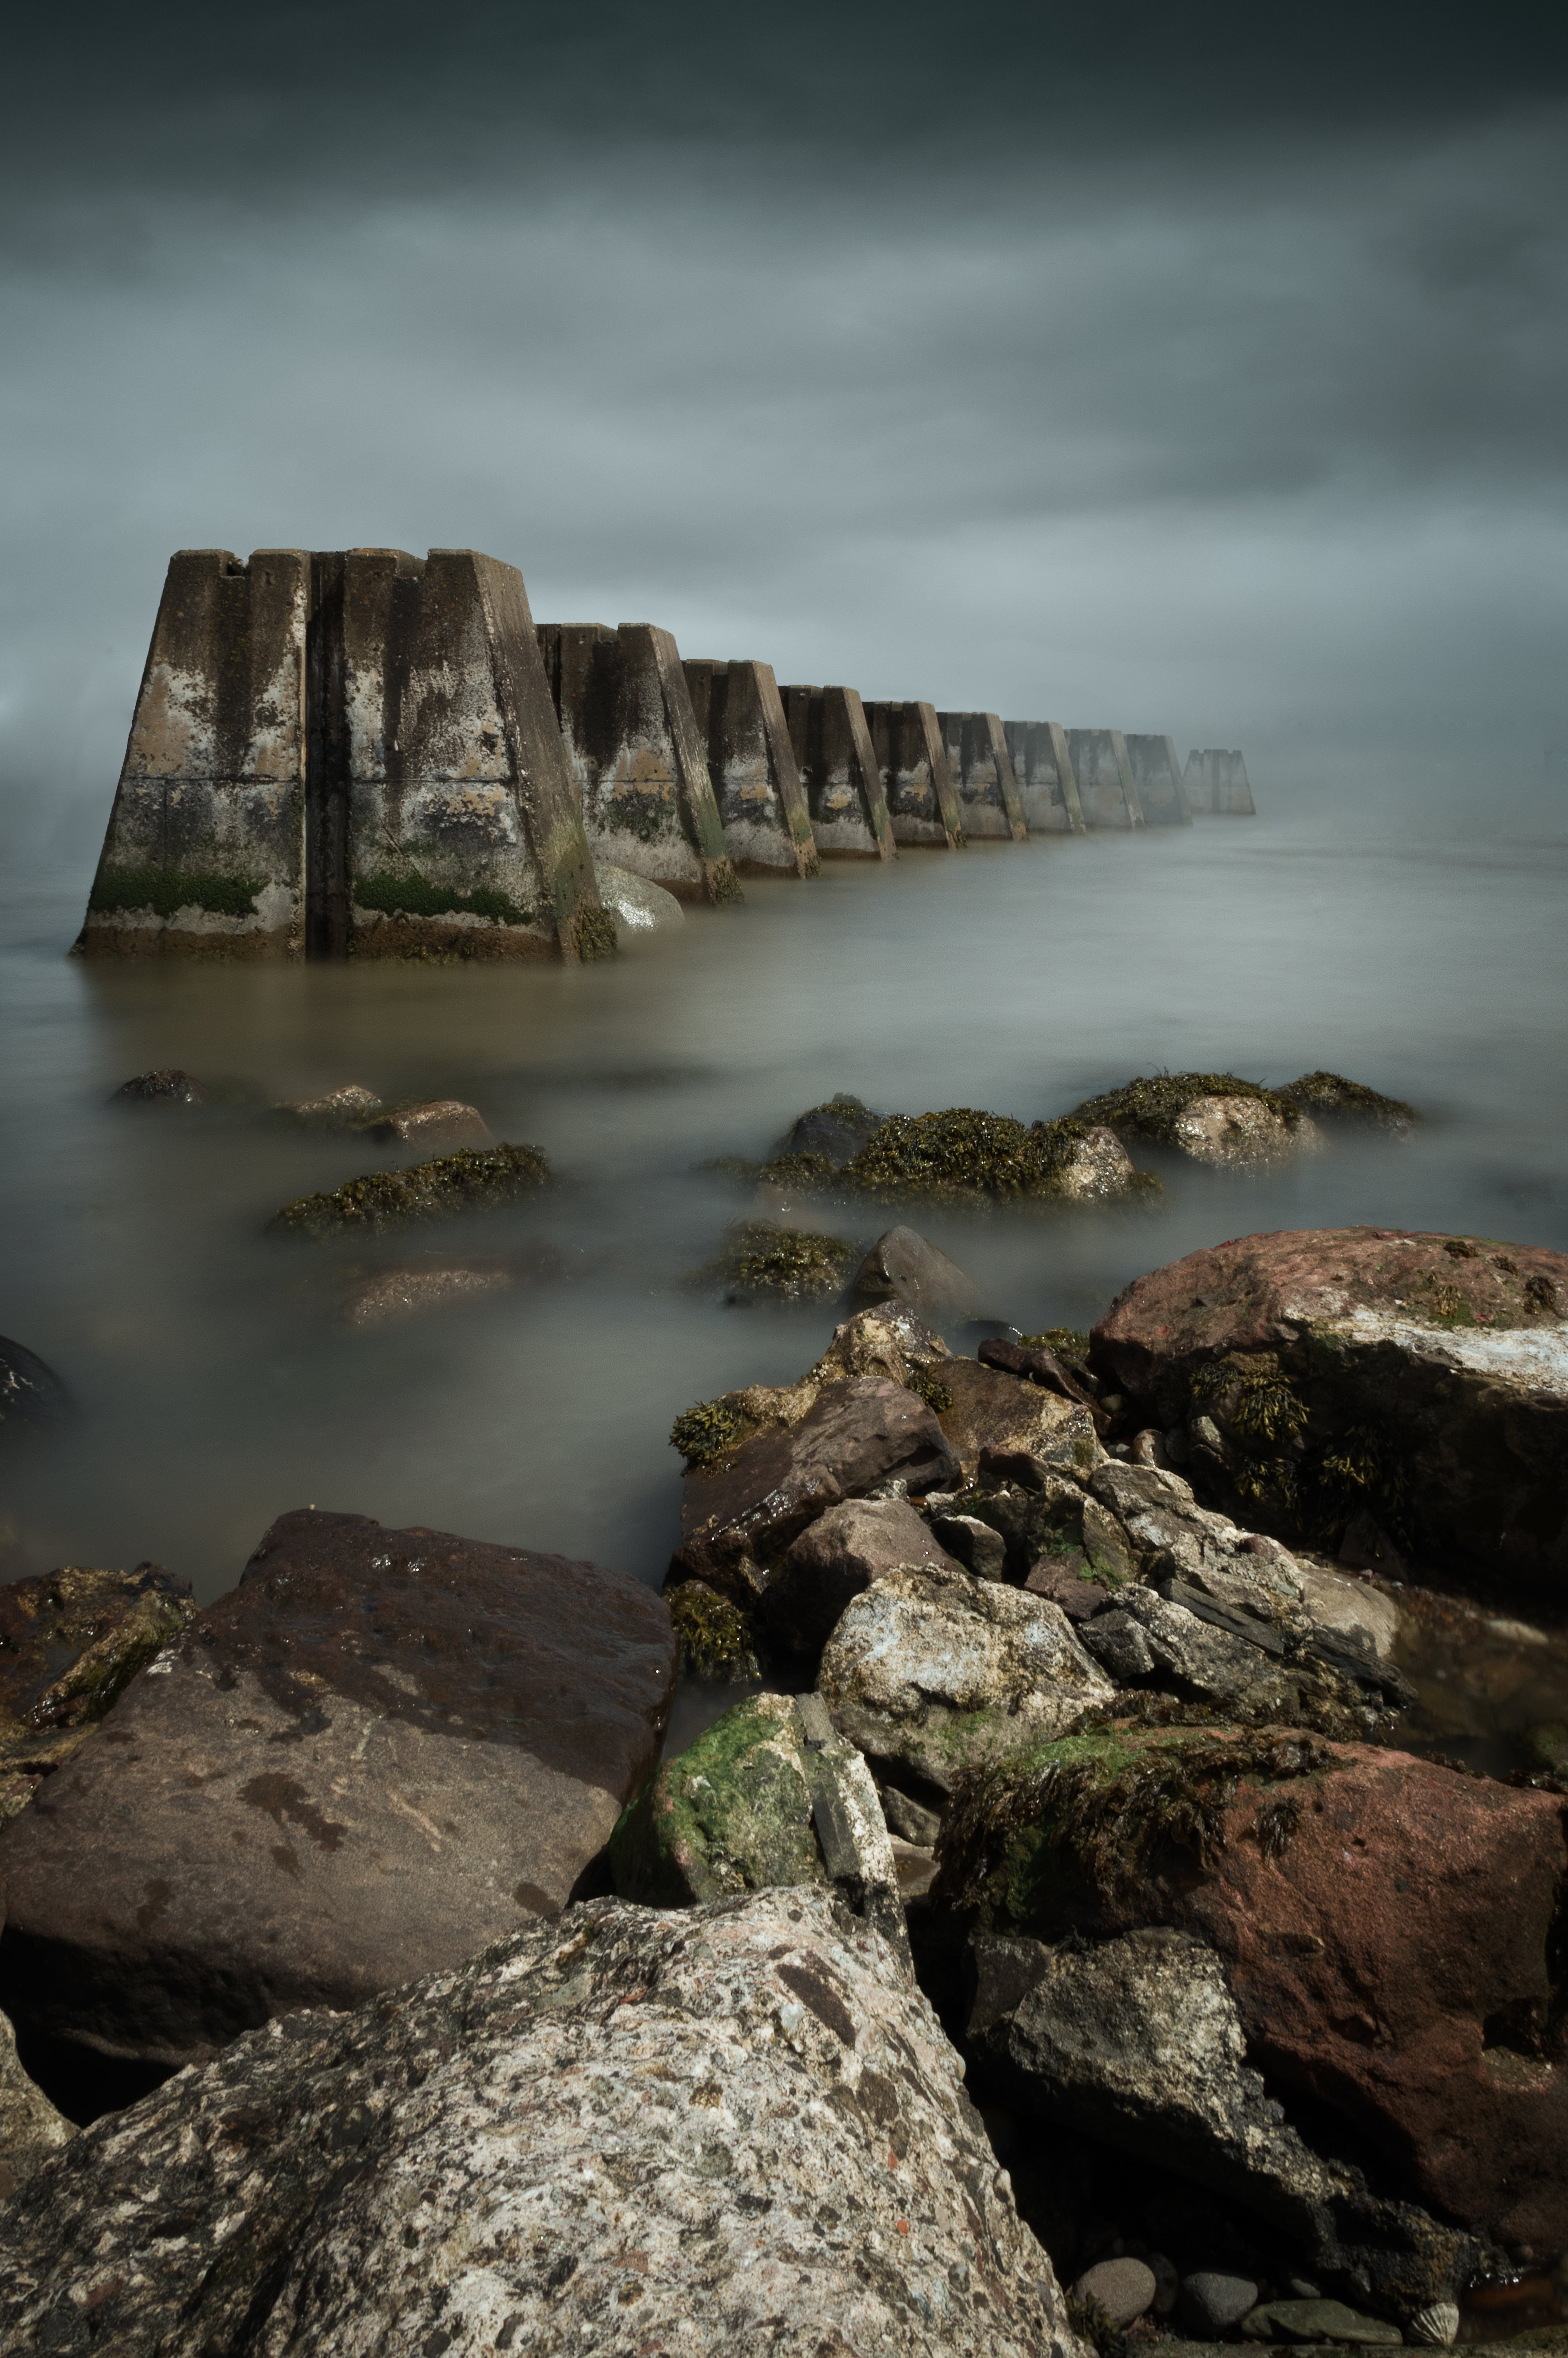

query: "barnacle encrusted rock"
xmin=0 ymin=1889 xmax=1085 ymax=2358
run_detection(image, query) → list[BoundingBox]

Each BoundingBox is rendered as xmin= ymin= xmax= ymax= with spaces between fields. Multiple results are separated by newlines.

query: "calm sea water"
xmin=2 ymin=806 xmax=1566 ymax=1612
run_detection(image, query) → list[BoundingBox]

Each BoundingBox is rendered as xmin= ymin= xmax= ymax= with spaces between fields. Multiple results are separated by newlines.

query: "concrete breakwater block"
xmin=1184 ymin=745 xmax=1258 ymax=814
xmin=683 ymin=657 xmax=819 ymax=878
xmin=1004 ymin=719 xmax=1086 ymax=833
xmin=937 ymin=709 xmax=1028 ymax=840
xmin=1124 ymin=732 xmax=1193 ymax=826
xmin=80 ymin=548 xmax=612 ymax=964
xmin=863 ymin=700 xmax=963 ymax=846
xmin=780 ymin=684 xmax=894 ymax=859
xmin=537 ymin=621 xmax=739 ymax=903
xmin=1067 ymin=727 xmax=1146 ymax=829
xmin=0 ymin=1508 xmax=676 ymax=2074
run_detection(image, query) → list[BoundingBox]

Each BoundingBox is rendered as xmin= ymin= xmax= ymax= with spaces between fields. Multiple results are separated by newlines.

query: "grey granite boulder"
xmin=0 ymin=1510 xmax=675 ymax=2074
xmin=0 ymin=1888 xmax=1084 ymax=2358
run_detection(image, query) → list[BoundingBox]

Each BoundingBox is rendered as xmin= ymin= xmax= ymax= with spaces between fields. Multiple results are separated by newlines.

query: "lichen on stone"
xmin=269 ymin=1142 xmax=549 ymax=1238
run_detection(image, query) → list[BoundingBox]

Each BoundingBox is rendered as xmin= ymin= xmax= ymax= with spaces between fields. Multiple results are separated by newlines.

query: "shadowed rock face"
xmin=1090 ymin=1226 xmax=1568 ymax=1590
xmin=762 ymin=1495 xmax=964 ymax=1654
xmin=0 ymin=1510 xmax=675 ymax=2073
xmin=0 ymin=1889 xmax=1084 ymax=2358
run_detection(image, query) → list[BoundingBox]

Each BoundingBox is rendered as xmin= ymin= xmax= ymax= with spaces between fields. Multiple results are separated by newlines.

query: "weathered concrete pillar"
xmin=779 ymin=686 xmax=894 ymax=860
xmin=1123 ymin=733 xmax=1192 ymax=826
xmin=1003 ymin=721 xmax=1086 ymax=834
xmin=341 ymin=550 xmax=610 ymax=961
xmin=79 ymin=548 xmax=310 ymax=957
xmin=537 ymin=622 xmax=739 ymax=903
xmin=1066 ymin=728 xmax=1145 ymax=829
xmin=863 ymin=701 xmax=963 ymax=847
xmin=1182 ymin=747 xmax=1256 ymax=815
xmin=682 ymin=660 xmax=818 ymax=879
xmin=937 ymin=710 xmax=1028 ymax=840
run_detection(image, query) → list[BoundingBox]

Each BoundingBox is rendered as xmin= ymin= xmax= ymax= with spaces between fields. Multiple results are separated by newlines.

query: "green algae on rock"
xmin=669 ymin=1396 xmax=756 ymax=1469
xmin=270 ymin=1142 xmax=549 ymax=1237
xmin=697 ymin=1219 xmax=858 ymax=1302
xmin=843 ymin=1107 xmax=1157 ymax=1205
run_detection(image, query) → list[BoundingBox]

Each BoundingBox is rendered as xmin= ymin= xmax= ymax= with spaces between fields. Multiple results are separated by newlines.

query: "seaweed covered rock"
xmin=0 ymin=1888 xmax=1081 ymax=2358
xmin=845 ymin=1107 xmax=1157 ymax=1205
xmin=1091 ymin=1226 xmax=1568 ymax=1592
xmin=1043 ymin=1124 xmax=1154 ymax=1202
xmin=672 ymin=1374 xmax=959 ymax=1593
xmin=1280 ymin=1071 xmax=1418 ymax=1127
xmin=818 ymin=1563 xmax=1114 ymax=1795
xmin=935 ymin=1723 xmax=1568 ymax=2251
xmin=270 ymin=1140 xmax=549 ymax=1237
xmin=701 ymin=1218 xmax=859 ymax=1303
xmin=0 ymin=1562 xmax=193 ymax=1823
xmin=0 ymin=1335 xmax=70 ymax=1435
xmin=966 ymin=1926 xmax=1482 ymax=2332
xmin=0 ymin=1510 xmax=675 ymax=2074
xmin=1067 ymin=1075 xmax=1317 ymax=1168
xmin=610 ymin=1691 xmax=907 ymax=1964
xmin=665 ymin=1579 xmax=762 ymax=1680
xmin=763 ymin=1493 xmax=964 ymax=1654
xmin=850 ymin=1225 xmax=981 ymax=1321
xmin=777 ymin=1090 xmax=888 ymax=1166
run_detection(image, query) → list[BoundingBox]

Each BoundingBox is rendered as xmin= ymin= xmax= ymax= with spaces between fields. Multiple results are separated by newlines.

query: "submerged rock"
xmin=275 ymin=1082 xmax=383 ymax=1126
xmin=0 ymin=1562 xmax=193 ymax=1823
xmin=366 ymin=1097 xmax=491 ymax=1147
xmin=1066 ymin=1074 xmax=1317 ymax=1167
xmin=339 ymin=1261 xmax=517 ymax=1325
xmin=1279 ymin=1070 xmax=1418 ymax=1127
xmin=0 ymin=1335 xmax=70 ymax=1433
xmin=269 ymin=1140 xmax=549 ymax=1237
xmin=777 ymin=1091 xmax=888 ymax=1165
xmin=850 ymin=1224 xmax=980 ymax=1321
xmin=0 ymin=1888 xmax=1082 ymax=2358
xmin=109 ymin=1068 xmax=206 ymax=1105
xmin=1091 ymin=1224 xmax=1568 ymax=1592
xmin=845 ymin=1107 xmax=1157 ymax=1204
xmin=0 ymin=1509 xmax=674 ymax=2076
xmin=610 ymin=1690 xmax=907 ymax=1964
xmin=703 ymin=1218 xmax=859 ymax=1303
xmin=818 ymin=1562 xmax=1114 ymax=1794
xmin=936 ymin=1722 xmax=1568 ymax=2252
xmin=0 ymin=2004 xmax=72 ymax=2196
xmin=594 ymin=859 xmax=686 ymax=937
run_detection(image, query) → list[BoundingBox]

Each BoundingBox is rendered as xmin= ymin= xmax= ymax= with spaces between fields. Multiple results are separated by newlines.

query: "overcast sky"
xmin=4 ymin=0 xmax=1566 ymax=860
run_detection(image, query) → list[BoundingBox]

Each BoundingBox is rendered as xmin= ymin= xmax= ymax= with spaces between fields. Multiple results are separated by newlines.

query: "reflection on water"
xmin=0 ymin=808 xmax=1565 ymax=1609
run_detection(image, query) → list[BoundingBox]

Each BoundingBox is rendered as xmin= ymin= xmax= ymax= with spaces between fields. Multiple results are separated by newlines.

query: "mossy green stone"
xmin=610 ymin=1694 xmax=828 ymax=1907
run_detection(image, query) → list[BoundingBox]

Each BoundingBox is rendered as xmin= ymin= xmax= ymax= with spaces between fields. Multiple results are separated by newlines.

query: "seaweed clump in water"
xmin=665 ymin=1582 xmax=762 ymax=1682
xmin=270 ymin=1142 xmax=549 ymax=1238
xmin=1279 ymin=1070 xmax=1418 ymax=1125
xmin=705 ymin=1222 xmax=857 ymax=1302
xmin=669 ymin=1398 xmax=754 ymax=1469
xmin=936 ymin=1723 xmax=1339 ymax=1931
xmin=1067 ymin=1072 xmax=1304 ymax=1144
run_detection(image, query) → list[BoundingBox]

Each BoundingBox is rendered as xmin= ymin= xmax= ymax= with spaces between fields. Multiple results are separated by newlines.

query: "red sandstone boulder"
xmin=1091 ymin=1226 xmax=1568 ymax=1592
xmin=0 ymin=1510 xmax=675 ymax=2075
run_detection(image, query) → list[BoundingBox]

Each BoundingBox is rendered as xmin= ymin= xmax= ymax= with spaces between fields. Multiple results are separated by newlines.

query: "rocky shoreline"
xmin=0 ymin=1076 xmax=1566 ymax=2355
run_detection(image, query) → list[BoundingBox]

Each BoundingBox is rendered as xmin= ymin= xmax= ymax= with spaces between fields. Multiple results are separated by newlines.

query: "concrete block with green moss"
xmin=608 ymin=1690 xmax=908 ymax=1966
xmin=684 ymin=657 xmax=820 ymax=879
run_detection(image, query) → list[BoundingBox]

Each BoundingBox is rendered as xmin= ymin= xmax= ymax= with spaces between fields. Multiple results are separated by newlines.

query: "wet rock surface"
xmin=778 ymin=1090 xmax=888 ymax=1165
xmin=818 ymin=1561 xmax=1115 ymax=1793
xmin=610 ymin=1690 xmax=908 ymax=1964
xmin=937 ymin=1721 xmax=1568 ymax=2251
xmin=1091 ymin=1225 xmax=1568 ymax=1594
xmin=0 ymin=1561 xmax=194 ymax=1822
xmin=851 ymin=1224 xmax=981 ymax=1320
xmin=109 ymin=1068 xmax=206 ymax=1105
xmin=0 ymin=1509 xmax=675 ymax=2074
xmin=0 ymin=1888 xmax=1083 ymax=2358
xmin=0 ymin=1334 xmax=70 ymax=1433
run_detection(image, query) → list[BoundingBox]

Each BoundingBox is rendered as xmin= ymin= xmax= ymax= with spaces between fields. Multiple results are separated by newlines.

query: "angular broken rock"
xmin=967 ymin=1926 xmax=1478 ymax=2328
xmin=0 ymin=2004 xmax=72 ymax=2198
xmin=0 ymin=1889 xmax=1084 ymax=2358
xmin=850 ymin=1226 xmax=981 ymax=1321
xmin=368 ymin=1097 xmax=491 ymax=1147
xmin=0 ymin=1510 xmax=675 ymax=2072
xmin=762 ymin=1493 xmax=964 ymax=1653
xmin=672 ymin=1374 xmax=959 ymax=1593
xmin=929 ymin=1358 xmax=1100 ymax=1482
xmin=818 ymin=1562 xmax=1114 ymax=1793
xmin=610 ymin=1690 xmax=909 ymax=1968
xmin=0 ymin=1561 xmax=194 ymax=1823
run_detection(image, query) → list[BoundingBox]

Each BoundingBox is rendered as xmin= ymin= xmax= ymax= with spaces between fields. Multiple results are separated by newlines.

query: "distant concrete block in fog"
xmin=937 ymin=711 xmax=1027 ymax=841
xmin=538 ymin=622 xmax=739 ymax=903
xmin=863 ymin=701 xmax=963 ymax=847
xmin=683 ymin=659 xmax=819 ymax=879
xmin=1003 ymin=721 xmax=1085 ymax=836
xmin=81 ymin=548 xmax=609 ymax=963
xmin=1124 ymin=734 xmax=1192 ymax=826
xmin=780 ymin=686 xmax=894 ymax=860
xmin=1067 ymin=728 xmax=1145 ymax=830
xmin=1183 ymin=747 xmax=1256 ymax=815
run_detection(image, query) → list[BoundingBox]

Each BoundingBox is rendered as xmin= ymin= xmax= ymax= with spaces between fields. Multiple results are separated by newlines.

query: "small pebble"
xmin=1076 ymin=2257 xmax=1157 ymax=2329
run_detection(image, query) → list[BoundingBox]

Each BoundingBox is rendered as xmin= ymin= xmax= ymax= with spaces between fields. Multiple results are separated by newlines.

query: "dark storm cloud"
xmin=2 ymin=3 xmax=1566 ymax=858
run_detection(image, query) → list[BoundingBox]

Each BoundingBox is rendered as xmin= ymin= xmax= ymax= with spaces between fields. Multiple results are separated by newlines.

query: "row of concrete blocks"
xmin=78 ymin=547 xmax=1256 ymax=961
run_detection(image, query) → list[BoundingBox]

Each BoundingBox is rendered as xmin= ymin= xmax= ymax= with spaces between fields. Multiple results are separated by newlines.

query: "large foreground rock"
xmin=937 ymin=1722 xmax=1568 ymax=2250
xmin=0 ymin=1510 xmax=674 ymax=2072
xmin=0 ymin=1889 xmax=1084 ymax=2358
xmin=1091 ymin=1226 xmax=1568 ymax=1590
xmin=0 ymin=1562 xmax=194 ymax=1822
xmin=819 ymin=1564 xmax=1114 ymax=1794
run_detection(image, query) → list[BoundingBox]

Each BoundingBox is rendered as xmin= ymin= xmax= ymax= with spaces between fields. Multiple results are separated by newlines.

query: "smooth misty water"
xmin=2 ymin=807 xmax=1566 ymax=1631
